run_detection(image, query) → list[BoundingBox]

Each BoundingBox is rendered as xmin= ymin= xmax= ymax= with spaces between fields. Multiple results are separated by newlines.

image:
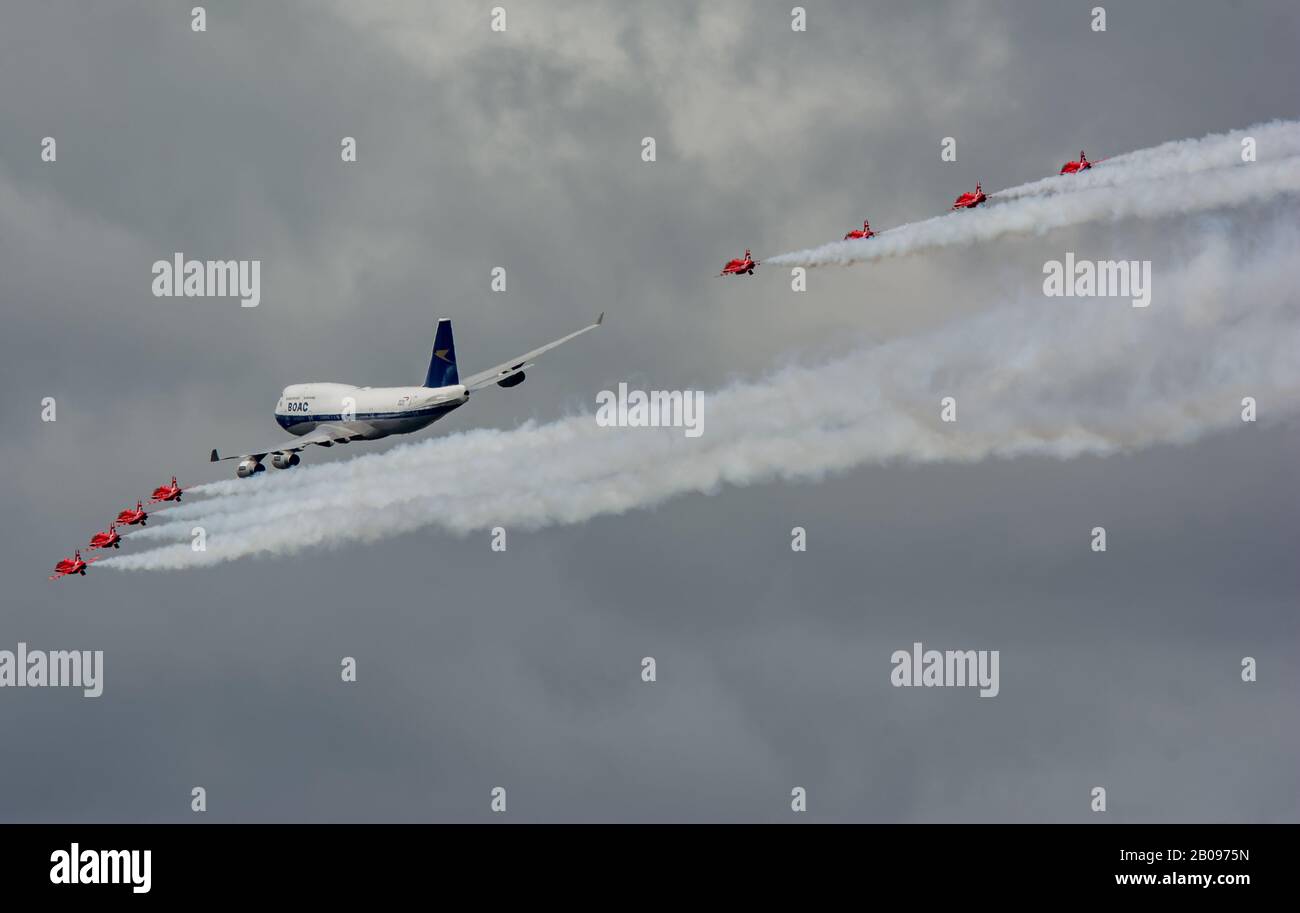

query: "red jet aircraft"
xmin=951 ymin=182 xmax=987 ymax=210
xmin=50 ymin=550 xmax=97 ymax=580
xmin=89 ymin=524 xmax=122 ymax=550
xmin=843 ymin=220 xmax=875 ymax=240
xmin=720 ymin=249 xmax=758 ymax=276
xmin=116 ymin=501 xmax=148 ymax=527
xmin=1060 ymin=151 xmax=1092 ymax=175
xmin=150 ymin=476 xmax=184 ymax=503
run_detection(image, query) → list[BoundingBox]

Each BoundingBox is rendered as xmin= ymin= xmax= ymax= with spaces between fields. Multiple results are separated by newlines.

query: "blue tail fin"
xmin=424 ymin=319 xmax=460 ymax=388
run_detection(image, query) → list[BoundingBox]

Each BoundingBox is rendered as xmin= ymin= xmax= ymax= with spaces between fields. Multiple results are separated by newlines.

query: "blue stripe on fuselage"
xmin=275 ymin=402 xmax=462 ymax=431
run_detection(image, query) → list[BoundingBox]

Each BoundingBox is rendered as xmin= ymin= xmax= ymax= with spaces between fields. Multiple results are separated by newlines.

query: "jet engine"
xmin=271 ymin=452 xmax=301 ymax=470
xmin=236 ymin=458 xmax=265 ymax=478
xmin=497 ymin=371 xmax=525 ymax=388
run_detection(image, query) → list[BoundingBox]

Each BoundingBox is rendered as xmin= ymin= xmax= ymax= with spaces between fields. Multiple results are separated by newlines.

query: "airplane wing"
xmin=460 ymin=313 xmax=603 ymax=391
xmin=209 ymin=423 xmax=365 ymax=464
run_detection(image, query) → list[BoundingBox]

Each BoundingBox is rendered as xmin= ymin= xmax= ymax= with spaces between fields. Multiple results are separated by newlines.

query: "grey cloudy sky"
xmin=1 ymin=1 xmax=1297 ymax=821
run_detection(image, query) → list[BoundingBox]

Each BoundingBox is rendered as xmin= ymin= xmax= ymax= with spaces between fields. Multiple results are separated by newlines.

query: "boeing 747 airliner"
xmin=210 ymin=313 xmax=602 ymax=477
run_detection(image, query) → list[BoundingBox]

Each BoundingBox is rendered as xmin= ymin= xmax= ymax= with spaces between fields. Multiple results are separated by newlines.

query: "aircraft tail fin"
xmin=424 ymin=319 xmax=460 ymax=388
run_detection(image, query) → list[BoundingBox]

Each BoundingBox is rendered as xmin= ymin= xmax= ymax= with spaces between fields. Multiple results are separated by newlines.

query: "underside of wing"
xmin=461 ymin=313 xmax=603 ymax=391
xmin=209 ymin=424 xmax=364 ymax=463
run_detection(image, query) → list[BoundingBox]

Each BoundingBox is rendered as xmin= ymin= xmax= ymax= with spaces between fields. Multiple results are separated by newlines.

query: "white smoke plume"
xmin=105 ymin=213 xmax=1300 ymax=571
xmin=765 ymin=121 xmax=1300 ymax=270
xmin=993 ymin=119 xmax=1300 ymax=203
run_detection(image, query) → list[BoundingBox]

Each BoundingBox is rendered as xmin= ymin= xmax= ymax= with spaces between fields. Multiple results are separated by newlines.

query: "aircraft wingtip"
xmin=209 ymin=449 xmax=219 ymax=462
xmin=596 ymin=311 xmax=604 ymax=326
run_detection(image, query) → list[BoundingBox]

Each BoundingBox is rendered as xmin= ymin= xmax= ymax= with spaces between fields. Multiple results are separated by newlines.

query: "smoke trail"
xmin=991 ymin=119 xmax=1300 ymax=203
xmin=105 ymin=216 xmax=1300 ymax=571
xmin=765 ymin=123 xmax=1300 ymax=270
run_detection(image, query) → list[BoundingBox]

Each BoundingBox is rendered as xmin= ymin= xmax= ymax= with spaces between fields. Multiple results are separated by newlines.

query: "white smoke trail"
xmin=765 ymin=124 xmax=1300 ymax=270
xmin=992 ymin=119 xmax=1300 ymax=203
xmin=105 ymin=216 xmax=1300 ymax=571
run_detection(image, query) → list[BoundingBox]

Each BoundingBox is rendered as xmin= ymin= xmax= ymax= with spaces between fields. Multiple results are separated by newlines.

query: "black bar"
xmin=0 ymin=824 xmax=1284 ymax=898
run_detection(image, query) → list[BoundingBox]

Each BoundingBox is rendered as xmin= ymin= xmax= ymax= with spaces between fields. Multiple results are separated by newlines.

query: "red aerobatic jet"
xmin=89 ymin=524 xmax=122 ymax=550
xmin=50 ymin=550 xmax=97 ymax=580
xmin=1060 ymin=150 xmax=1092 ymax=175
xmin=951 ymin=182 xmax=986 ymax=210
xmin=843 ymin=220 xmax=875 ymax=240
xmin=116 ymin=501 xmax=149 ymax=527
xmin=720 ymin=249 xmax=758 ymax=276
xmin=150 ymin=476 xmax=184 ymax=503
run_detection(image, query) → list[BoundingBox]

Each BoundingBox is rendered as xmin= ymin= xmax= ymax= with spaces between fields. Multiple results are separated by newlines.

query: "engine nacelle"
xmin=497 ymin=371 xmax=525 ymax=388
xmin=271 ymin=452 xmax=301 ymax=470
xmin=236 ymin=458 xmax=264 ymax=478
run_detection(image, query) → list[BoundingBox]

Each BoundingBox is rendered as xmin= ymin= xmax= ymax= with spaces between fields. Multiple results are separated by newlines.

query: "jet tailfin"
xmin=424 ymin=319 xmax=460 ymax=388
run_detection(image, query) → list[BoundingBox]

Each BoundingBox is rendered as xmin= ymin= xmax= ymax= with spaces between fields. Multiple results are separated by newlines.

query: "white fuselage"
xmin=275 ymin=382 xmax=469 ymax=440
